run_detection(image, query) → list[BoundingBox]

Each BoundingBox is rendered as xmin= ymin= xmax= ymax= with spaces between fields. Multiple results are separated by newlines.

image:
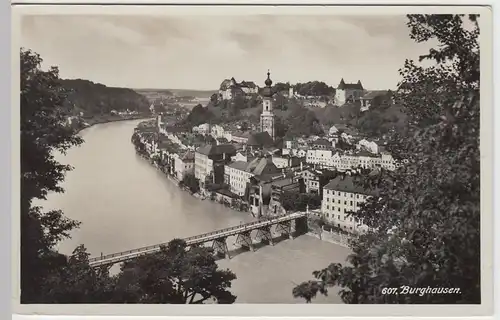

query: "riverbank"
xmin=130 ymin=120 xmax=354 ymax=247
xmin=76 ymin=114 xmax=154 ymax=134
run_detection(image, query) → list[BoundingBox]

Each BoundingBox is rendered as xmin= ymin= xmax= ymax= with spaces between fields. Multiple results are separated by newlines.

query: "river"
xmin=42 ymin=119 xmax=351 ymax=304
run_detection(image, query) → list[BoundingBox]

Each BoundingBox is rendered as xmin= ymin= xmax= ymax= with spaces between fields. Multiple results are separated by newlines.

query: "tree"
xmin=20 ymin=48 xmax=85 ymax=302
xmin=273 ymin=82 xmax=291 ymax=93
xmin=113 ymin=239 xmax=237 ymax=304
xmin=40 ymin=245 xmax=116 ymax=303
xmin=281 ymin=192 xmax=321 ymax=212
xmin=293 ymin=14 xmax=480 ymax=304
xmin=179 ymin=173 xmax=200 ymax=194
xmin=240 ymin=121 xmax=249 ymax=131
xmin=210 ymin=93 xmax=219 ymax=104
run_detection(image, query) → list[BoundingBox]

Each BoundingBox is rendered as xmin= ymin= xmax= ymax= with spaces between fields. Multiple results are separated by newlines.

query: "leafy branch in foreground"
xmin=293 ymin=14 xmax=480 ymax=304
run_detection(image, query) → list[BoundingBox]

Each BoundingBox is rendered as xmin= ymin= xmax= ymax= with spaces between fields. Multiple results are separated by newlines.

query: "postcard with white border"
xmin=11 ymin=3 xmax=493 ymax=318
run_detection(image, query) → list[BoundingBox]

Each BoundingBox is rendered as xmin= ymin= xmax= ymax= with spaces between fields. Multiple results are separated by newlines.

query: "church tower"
xmin=260 ymin=70 xmax=275 ymax=141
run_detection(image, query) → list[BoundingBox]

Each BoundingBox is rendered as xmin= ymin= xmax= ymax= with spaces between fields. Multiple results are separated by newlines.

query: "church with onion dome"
xmin=260 ymin=70 xmax=276 ymax=141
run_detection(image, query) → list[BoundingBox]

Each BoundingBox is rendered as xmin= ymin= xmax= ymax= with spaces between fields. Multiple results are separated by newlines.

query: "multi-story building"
xmin=357 ymin=139 xmax=379 ymax=154
xmin=194 ymin=144 xmax=236 ymax=189
xmin=300 ymin=168 xmax=336 ymax=196
xmin=327 ymin=151 xmax=397 ymax=171
xmin=322 ymin=173 xmax=377 ymax=233
xmin=225 ymin=156 xmax=279 ymax=197
xmin=335 ymin=78 xmax=365 ymax=106
xmin=210 ymin=124 xmax=225 ymax=139
xmin=174 ymin=150 xmax=195 ymax=181
xmin=192 ymin=123 xmax=211 ymax=136
xmin=272 ymin=154 xmax=304 ymax=169
xmin=310 ymin=138 xmax=334 ymax=150
xmin=306 ymin=149 xmax=335 ymax=167
xmin=219 ymin=77 xmax=259 ymax=100
xmin=230 ymin=131 xmax=251 ymax=144
xmin=248 ymin=173 xmax=305 ymax=217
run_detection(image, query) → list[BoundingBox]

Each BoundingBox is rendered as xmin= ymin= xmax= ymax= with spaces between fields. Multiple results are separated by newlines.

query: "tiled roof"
xmin=312 ymin=138 xmax=331 ymax=146
xmin=337 ymin=78 xmax=364 ymax=90
xmin=240 ymin=81 xmax=257 ymax=88
xmin=228 ymin=161 xmax=250 ymax=171
xmin=181 ymin=150 xmax=195 ymax=161
xmin=355 ymin=150 xmax=378 ymax=158
xmin=232 ymin=131 xmax=252 ymax=139
xmin=253 ymin=157 xmax=279 ymax=176
xmin=196 ymin=144 xmax=236 ymax=156
xmin=229 ymin=157 xmax=280 ymax=177
xmin=361 ymin=90 xmax=390 ymax=100
xmin=324 ymin=175 xmax=378 ymax=196
xmin=247 ymin=131 xmax=274 ymax=147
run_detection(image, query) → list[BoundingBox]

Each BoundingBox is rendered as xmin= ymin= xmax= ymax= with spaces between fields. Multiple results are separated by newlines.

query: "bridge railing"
xmin=88 ymin=212 xmax=306 ymax=263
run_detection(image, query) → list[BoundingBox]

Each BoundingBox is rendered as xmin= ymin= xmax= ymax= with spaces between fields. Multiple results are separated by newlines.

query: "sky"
xmin=20 ymin=14 xmax=436 ymax=91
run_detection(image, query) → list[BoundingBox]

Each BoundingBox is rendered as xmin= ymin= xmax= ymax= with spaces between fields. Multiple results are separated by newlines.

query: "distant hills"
xmin=60 ymin=79 xmax=151 ymax=116
xmin=134 ymin=88 xmax=217 ymax=99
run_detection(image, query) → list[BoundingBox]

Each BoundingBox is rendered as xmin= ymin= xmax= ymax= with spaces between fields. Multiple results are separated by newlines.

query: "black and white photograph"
xmin=12 ymin=4 xmax=493 ymax=315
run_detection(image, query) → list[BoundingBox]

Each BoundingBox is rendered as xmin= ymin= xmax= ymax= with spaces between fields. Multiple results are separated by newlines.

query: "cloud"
xmin=20 ymin=14 xmax=432 ymax=90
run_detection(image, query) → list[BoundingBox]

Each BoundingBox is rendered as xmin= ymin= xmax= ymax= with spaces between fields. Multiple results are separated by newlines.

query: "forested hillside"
xmin=311 ymin=103 xmax=409 ymax=137
xmin=60 ymin=79 xmax=151 ymax=116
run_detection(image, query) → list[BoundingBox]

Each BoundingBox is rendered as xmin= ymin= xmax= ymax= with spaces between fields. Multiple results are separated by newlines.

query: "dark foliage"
xmin=113 ymin=239 xmax=237 ymax=304
xmin=294 ymin=81 xmax=336 ymax=96
xmin=293 ymin=14 xmax=480 ymax=304
xmin=179 ymin=173 xmax=201 ymax=194
xmin=281 ymin=192 xmax=322 ymax=212
xmin=60 ymin=79 xmax=150 ymax=116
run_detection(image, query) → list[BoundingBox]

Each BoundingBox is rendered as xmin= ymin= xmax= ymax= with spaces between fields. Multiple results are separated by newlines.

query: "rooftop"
xmin=196 ymin=144 xmax=236 ymax=156
xmin=247 ymin=131 xmax=274 ymax=148
xmin=324 ymin=174 xmax=378 ymax=196
xmin=337 ymin=78 xmax=364 ymax=90
xmin=361 ymin=90 xmax=391 ymax=100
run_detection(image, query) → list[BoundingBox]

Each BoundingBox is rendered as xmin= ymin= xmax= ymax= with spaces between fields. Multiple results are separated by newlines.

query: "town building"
xmin=300 ymin=167 xmax=336 ymax=196
xmin=260 ymin=70 xmax=276 ymax=141
xmin=328 ymin=125 xmax=339 ymax=137
xmin=321 ymin=173 xmax=378 ymax=233
xmin=210 ymin=124 xmax=225 ymax=139
xmin=194 ymin=144 xmax=236 ymax=189
xmin=272 ymin=154 xmax=304 ymax=169
xmin=310 ymin=138 xmax=334 ymax=150
xmin=230 ymin=131 xmax=251 ymax=144
xmin=247 ymin=131 xmax=274 ymax=150
xmin=328 ymin=150 xmax=397 ymax=171
xmin=360 ymin=90 xmax=392 ymax=112
xmin=357 ymin=139 xmax=379 ymax=154
xmin=335 ymin=78 xmax=365 ymax=106
xmin=306 ymin=149 xmax=335 ymax=167
xmin=219 ymin=77 xmax=259 ymax=100
xmin=174 ymin=150 xmax=195 ymax=181
xmin=192 ymin=123 xmax=211 ymax=136
xmin=248 ymin=173 xmax=305 ymax=217
xmin=225 ymin=156 xmax=279 ymax=197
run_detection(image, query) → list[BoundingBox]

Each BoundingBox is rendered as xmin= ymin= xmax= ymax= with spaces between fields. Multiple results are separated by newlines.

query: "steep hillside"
xmin=312 ymin=103 xmax=409 ymax=137
xmin=61 ymin=79 xmax=150 ymax=116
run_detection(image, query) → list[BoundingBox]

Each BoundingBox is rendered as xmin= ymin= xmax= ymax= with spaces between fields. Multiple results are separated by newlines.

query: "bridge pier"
xmin=235 ymin=231 xmax=254 ymax=251
xmin=255 ymin=225 xmax=274 ymax=245
xmin=294 ymin=216 xmax=308 ymax=236
xmin=275 ymin=221 xmax=293 ymax=239
xmin=212 ymin=237 xmax=230 ymax=259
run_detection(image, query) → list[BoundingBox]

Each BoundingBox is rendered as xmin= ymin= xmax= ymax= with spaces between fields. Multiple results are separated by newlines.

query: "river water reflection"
xmin=42 ymin=119 xmax=350 ymax=303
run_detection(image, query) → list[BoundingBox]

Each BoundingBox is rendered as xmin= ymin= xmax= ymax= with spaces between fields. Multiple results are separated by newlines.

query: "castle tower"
xmin=260 ymin=70 xmax=275 ymax=141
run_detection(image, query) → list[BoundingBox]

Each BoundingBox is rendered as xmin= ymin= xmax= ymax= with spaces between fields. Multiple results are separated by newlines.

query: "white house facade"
xmin=322 ymin=174 xmax=374 ymax=233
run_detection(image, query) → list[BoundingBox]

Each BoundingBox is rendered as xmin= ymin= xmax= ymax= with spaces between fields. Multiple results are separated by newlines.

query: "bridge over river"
xmin=89 ymin=212 xmax=308 ymax=267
